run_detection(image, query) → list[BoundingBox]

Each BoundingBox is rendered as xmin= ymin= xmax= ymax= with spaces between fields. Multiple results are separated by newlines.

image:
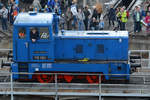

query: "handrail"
xmin=127 ymin=0 xmax=136 ymax=11
xmin=113 ymin=0 xmax=122 ymax=9
xmin=0 ymin=49 xmax=12 ymax=51
xmin=0 ymin=72 xmax=150 ymax=99
xmin=0 ymin=49 xmax=150 ymax=53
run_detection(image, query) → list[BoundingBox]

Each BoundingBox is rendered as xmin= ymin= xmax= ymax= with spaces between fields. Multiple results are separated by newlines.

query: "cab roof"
xmin=14 ymin=12 xmax=53 ymax=26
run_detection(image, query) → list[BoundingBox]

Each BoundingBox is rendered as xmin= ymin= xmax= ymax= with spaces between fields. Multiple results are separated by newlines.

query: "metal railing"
xmin=0 ymin=72 xmax=150 ymax=100
xmin=127 ymin=0 xmax=136 ymax=11
xmin=113 ymin=0 xmax=122 ymax=9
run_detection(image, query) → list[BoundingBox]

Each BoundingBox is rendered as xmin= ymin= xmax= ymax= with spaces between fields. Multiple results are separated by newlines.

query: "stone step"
xmin=130 ymin=76 xmax=144 ymax=84
xmin=135 ymin=67 xmax=150 ymax=72
xmin=130 ymin=67 xmax=150 ymax=84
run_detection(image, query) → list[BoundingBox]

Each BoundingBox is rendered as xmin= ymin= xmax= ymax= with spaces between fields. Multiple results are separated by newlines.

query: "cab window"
xmin=30 ymin=27 xmax=49 ymax=40
xmin=18 ymin=28 xmax=26 ymax=39
xmin=39 ymin=27 xmax=49 ymax=39
xmin=30 ymin=28 xmax=39 ymax=42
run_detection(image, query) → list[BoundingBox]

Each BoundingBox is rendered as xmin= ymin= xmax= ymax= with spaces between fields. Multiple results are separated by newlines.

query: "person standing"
xmin=77 ymin=8 xmax=85 ymax=30
xmin=108 ymin=5 xmax=116 ymax=28
xmin=59 ymin=14 xmax=65 ymax=29
xmin=32 ymin=0 xmax=42 ymax=12
xmin=146 ymin=5 xmax=150 ymax=14
xmin=116 ymin=7 xmax=121 ymax=30
xmin=70 ymin=0 xmax=78 ymax=30
xmin=0 ymin=6 xmax=8 ymax=31
xmin=133 ymin=6 xmax=142 ymax=33
xmin=145 ymin=12 xmax=150 ymax=32
xmin=60 ymin=0 xmax=66 ymax=13
xmin=120 ymin=7 xmax=128 ymax=30
xmin=92 ymin=7 xmax=98 ymax=19
xmin=47 ymin=0 xmax=55 ymax=11
xmin=66 ymin=7 xmax=72 ymax=30
xmin=40 ymin=0 xmax=47 ymax=8
xmin=83 ymin=5 xmax=90 ymax=30
xmin=71 ymin=0 xmax=78 ymax=30
xmin=99 ymin=13 xmax=104 ymax=30
xmin=12 ymin=4 xmax=19 ymax=21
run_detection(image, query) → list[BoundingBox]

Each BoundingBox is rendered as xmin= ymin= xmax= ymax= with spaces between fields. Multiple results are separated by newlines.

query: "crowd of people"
xmin=0 ymin=0 xmax=19 ymax=31
xmin=132 ymin=0 xmax=150 ymax=34
xmin=107 ymin=1 xmax=150 ymax=34
xmin=0 ymin=0 xmax=149 ymax=34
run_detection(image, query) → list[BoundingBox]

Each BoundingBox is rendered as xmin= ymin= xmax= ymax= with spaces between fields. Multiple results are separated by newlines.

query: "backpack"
xmin=126 ymin=10 xmax=129 ymax=19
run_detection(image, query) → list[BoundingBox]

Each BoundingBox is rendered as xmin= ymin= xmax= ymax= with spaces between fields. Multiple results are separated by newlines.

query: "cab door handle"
xmin=25 ymin=42 xmax=28 ymax=48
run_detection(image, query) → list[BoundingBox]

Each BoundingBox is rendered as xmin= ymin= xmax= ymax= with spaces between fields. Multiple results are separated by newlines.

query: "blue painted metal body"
xmin=55 ymin=36 xmax=128 ymax=60
xmin=12 ymin=13 xmax=130 ymax=81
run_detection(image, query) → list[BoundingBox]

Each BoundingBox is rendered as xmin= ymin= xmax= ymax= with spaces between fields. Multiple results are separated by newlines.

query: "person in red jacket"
xmin=145 ymin=12 xmax=150 ymax=32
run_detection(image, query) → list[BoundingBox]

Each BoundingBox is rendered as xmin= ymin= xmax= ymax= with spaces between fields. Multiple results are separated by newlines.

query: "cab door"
xmin=16 ymin=27 xmax=29 ymax=62
xmin=29 ymin=27 xmax=54 ymax=62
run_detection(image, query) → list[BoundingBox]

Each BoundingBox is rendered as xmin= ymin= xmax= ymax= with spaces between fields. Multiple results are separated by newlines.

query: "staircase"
xmin=130 ymin=67 xmax=150 ymax=84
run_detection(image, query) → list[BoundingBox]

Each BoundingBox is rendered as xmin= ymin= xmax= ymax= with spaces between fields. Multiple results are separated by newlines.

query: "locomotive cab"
xmin=13 ymin=12 xmax=55 ymax=63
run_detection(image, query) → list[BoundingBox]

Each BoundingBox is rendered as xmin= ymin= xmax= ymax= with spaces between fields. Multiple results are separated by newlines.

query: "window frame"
xmin=18 ymin=27 xmax=26 ymax=39
xmin=29 ymin=27 xmax=50 ymax=41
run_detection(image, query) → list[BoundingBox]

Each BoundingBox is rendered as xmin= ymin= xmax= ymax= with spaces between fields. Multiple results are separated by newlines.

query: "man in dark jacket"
xmin=108 ymin=5 xmax=116 ymax=27
xmin=83 ymin=5 xmax=90 ymax=30
xmin=90 ymin=17 xmax=99 ymax=30
xmin=30 ymin=28 xmax=39 ymax=42
xmin=66 ymin=7 xmax=72 ymax=30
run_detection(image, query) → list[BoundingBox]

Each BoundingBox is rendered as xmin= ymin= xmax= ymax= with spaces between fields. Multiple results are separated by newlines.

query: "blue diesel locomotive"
xmin=11 ymin=12 xmax=130 ymax=83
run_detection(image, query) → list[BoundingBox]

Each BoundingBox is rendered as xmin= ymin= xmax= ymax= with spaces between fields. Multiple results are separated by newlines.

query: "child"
xmin=145 ymin=12 xmax=150 ymax=32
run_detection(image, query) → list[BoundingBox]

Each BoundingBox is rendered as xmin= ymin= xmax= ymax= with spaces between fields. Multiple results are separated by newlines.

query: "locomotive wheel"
xmin=64 ymin=75 xmax=74 ymax=83
xmin=86 ymin=74 xmax=104 ymax=84
xmin=86 ymin=75 xmax=99 ymax=83
xmin=37 ymin=74 xmax=54 ymax=83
